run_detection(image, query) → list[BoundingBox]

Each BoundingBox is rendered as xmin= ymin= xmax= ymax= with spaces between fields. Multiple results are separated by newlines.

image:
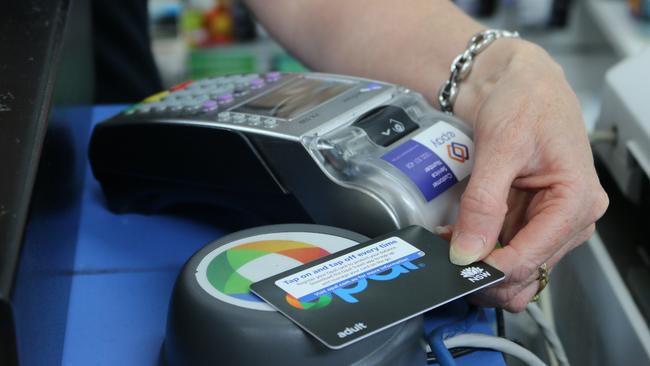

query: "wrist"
xmin=452 ymin=38 xmax=556 ymax=126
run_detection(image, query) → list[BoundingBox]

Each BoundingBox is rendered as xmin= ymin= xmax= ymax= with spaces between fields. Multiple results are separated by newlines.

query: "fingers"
xmin=472 ymin=222 xmax=596 ymax=312
xmin=487 ymin=181 xmax=606 ymax=279
xmin=468 ymin=280 xmax=539 ymax=313
xmin=484 ymin=190 xmax=581 ymax=278
xmin=545 ymin=223 xmax=595 ymax=268
xmin=449 ymin=144 xmax=516 ymax=265
xmin=499 ymin=189 xmax=534 ymax=245
xmin=503 ymin=280 xmax=540 ymax=313
xmin=444 ymin=195 xmax=599 ymax=311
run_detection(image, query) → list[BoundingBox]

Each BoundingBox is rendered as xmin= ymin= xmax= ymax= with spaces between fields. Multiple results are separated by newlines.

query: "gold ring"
xmin=531 ymin=263 xmax=549 ymax=302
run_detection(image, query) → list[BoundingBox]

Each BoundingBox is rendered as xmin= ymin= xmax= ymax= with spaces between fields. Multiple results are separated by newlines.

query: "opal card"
xmin=250 ymin=226 xmax=504 ymax=349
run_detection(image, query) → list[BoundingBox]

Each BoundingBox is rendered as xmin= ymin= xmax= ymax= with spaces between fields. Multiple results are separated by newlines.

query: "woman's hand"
xmin=246 ymin=0 xmax=608 ymax=313
xmin=446 ymin=39 xmax=609 ymax=312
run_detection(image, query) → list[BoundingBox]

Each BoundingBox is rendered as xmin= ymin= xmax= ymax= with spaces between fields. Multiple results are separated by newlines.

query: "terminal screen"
xmin=234 ymin=78 xmax=353 ymax=120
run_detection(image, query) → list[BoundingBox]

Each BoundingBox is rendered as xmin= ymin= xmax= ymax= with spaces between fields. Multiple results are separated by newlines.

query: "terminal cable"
xmin=426 ymin=304 xmax=568 ymax=366
xmin=426 ymin=300 xmax=570 ymax=366
xmin=443 ymin=333 xmax=547 ymax=366
xmin=428 ymin=306 xmax=480 ymax=366
xmin=496 ymin=307 xmax=506 ymax=338
xmin=526 ymin=303 xmax=570 ymax=366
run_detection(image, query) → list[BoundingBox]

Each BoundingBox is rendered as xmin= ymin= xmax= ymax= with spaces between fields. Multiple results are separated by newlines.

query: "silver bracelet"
xmin=438 ymin=29 xmax=520 ymax=114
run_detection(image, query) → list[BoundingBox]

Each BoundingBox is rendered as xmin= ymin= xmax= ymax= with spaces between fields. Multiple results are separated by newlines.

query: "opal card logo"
xmin=196 ymin=232 xmax=357 ymax=311
xmin=205 ymin=241 xmax=329 ymax=308
xmin=447 ymin=141 xmax=470 ymax=163
xmin=286 ymin=293 xmax=332 ymax=310
xmin=461 ymin=266 xmax=491 ymax=283
xmin=286 ymin=261 xmax=420 ymax=310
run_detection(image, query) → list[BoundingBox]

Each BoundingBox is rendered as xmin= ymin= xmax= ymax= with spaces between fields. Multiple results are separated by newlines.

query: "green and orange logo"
xmin=196 ymin=232 xmax=357 ymax=311
xmin=285 ymin=293 xmax=332 ymax=310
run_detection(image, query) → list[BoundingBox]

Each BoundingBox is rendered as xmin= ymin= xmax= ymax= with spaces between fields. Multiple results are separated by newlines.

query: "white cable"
xmin=443 ymin=333 xmax=547 ymax=366
xmin=539 ymin=290 xmax=559 ymax=366
xmin=526 ymin=303 xmax=571 ymax=366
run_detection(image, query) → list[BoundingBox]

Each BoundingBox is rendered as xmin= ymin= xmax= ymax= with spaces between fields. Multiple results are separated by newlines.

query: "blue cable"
xmin=428 ymin=305 xmax=480 ymax=366
xmin=429 ymin=330 xmax=457 ymax=366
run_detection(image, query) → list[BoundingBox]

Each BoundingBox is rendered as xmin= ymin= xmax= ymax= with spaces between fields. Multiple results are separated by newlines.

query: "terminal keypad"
xmin=124 ymin=72 xmax=286 ymax=130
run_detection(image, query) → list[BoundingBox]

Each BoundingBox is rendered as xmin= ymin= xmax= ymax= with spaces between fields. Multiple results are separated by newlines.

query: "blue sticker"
xmin=381 ymin=139 xmax=458 ymax=201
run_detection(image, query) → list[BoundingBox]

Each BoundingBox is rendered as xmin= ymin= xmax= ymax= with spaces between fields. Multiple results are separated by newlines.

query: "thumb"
xmin=450 ymin=153 xmax=513 ymax=265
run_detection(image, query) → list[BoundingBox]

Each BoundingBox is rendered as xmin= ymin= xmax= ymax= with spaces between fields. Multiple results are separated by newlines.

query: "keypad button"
xmin=184 ymin=105 xmax=201 ymax=113
xmin=217 ymin=112 xmax=231 ymax=122
xmin=234 ymin=83 xmax=249 ymax=96
xmin=143 ymin=91 xmax=170 ymax=103
xmin=249 ymin=78 xmax=265 ymax=89
xmin=232 ymin=114 xmax=246 ymax=123
xmin=234 ymin=89 xmax=249 ymax=97
xmin=186 ymin=83 xmax=202 ymax=91
xmin=193 ymin=96 xmax=210 ymax=105
xmin=265 ymin=71 xmax=281 ymax=82
xmin=202 ymin=100 xmax=218 ymax=112
xmin=170 ymin=80 xmax=193 ymax=92
xmin=248 ymin=118 xmax=262 ymax=127
xmin=217 ymin=93 xmax=234 ymax=104
xmin=209 ymin=87 xmax=231 ymax=98
xmin=174 ymin=92 xmax=192 ymax=100
xmin=178 ymin=99 xmax=196 ymax=107
xmin=263 ymin=118 xmax=278 ymax=128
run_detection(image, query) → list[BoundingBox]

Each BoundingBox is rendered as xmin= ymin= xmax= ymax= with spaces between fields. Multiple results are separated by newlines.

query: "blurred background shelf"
xmin=149 ymin=0 xmax=649 ymax=132
xmin=586 ymin=0 xmax=650 ymax=58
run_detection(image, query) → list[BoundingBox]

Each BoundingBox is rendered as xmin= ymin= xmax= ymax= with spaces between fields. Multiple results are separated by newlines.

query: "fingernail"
xmin=449 ymin=232 xmax=486 ymax=265
xmin=434 ymin=226 xmax=451 ymax=235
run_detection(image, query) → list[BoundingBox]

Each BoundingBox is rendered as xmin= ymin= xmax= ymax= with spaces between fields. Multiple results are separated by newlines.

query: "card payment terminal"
xmin=88 ymin=72 xmax=475 ymax=236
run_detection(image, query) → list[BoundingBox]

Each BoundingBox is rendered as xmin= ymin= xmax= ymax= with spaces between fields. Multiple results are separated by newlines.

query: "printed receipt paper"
xmin=250 ymin=225 xmax=504 ymax=349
